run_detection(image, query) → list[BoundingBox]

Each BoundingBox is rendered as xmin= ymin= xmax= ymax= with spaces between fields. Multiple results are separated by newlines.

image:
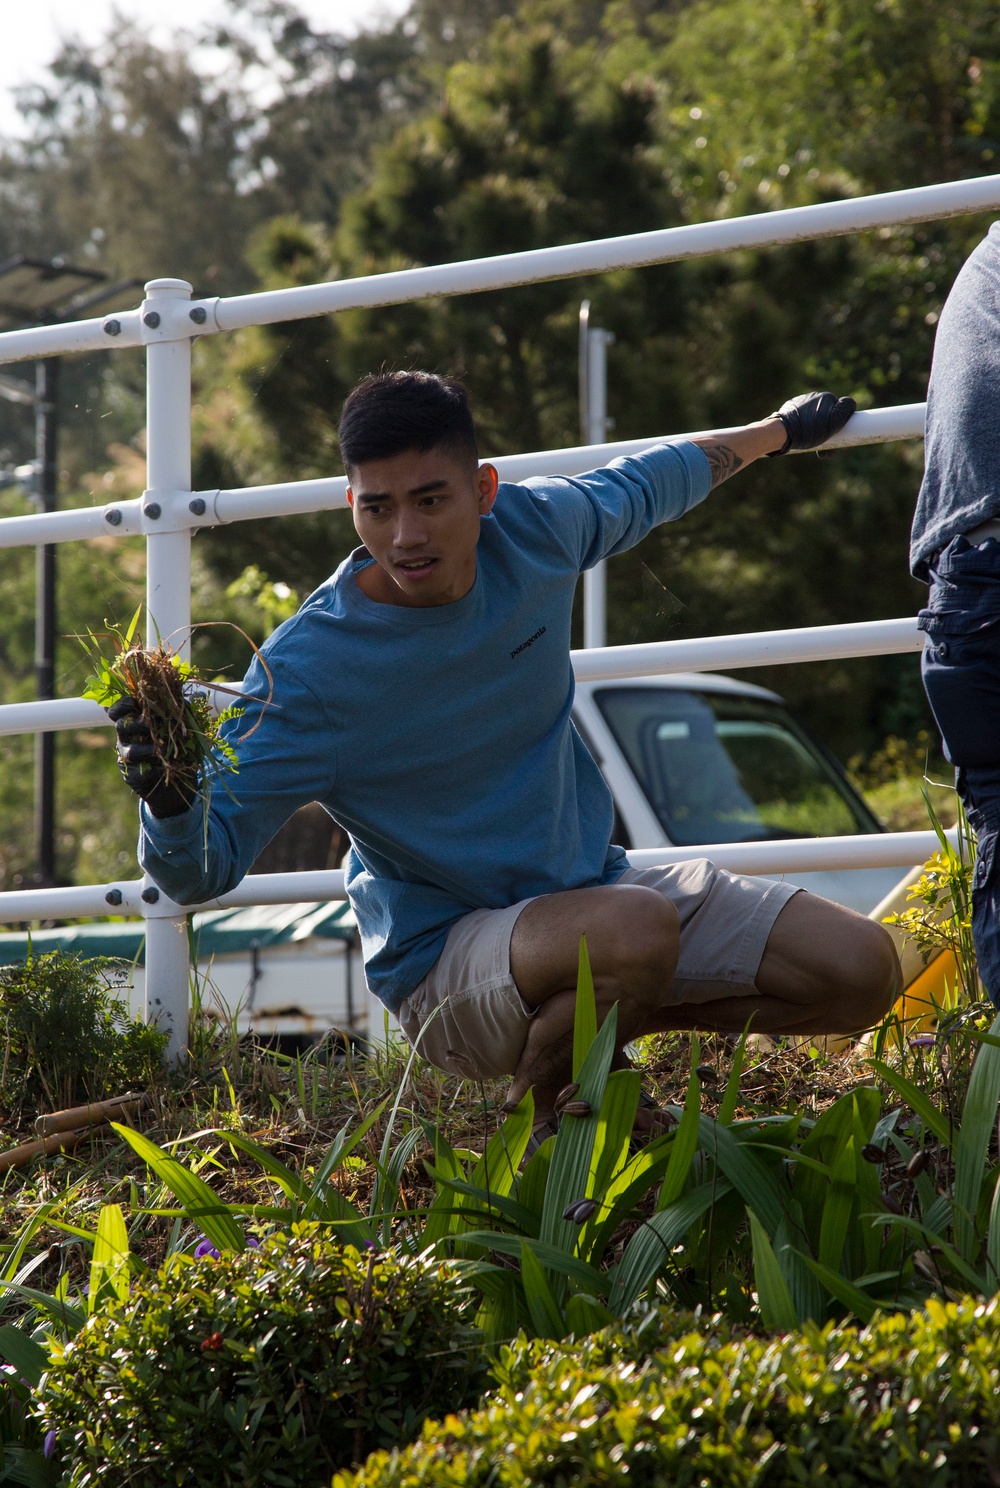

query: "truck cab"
xmin=572 ymin=672 xmax=908 ymax=915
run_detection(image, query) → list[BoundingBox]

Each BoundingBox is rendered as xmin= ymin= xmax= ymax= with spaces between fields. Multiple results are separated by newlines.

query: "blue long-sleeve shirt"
xmin=140 ymin=440 xmax=712 ymax=1010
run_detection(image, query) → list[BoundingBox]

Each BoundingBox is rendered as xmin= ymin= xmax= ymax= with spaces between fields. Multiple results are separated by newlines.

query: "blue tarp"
xmin=0 ymin=900 xmax=355 ymax=968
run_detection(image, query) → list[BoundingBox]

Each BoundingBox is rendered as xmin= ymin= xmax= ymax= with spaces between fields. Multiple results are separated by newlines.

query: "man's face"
xmin=346 ymin=446 xmax=498 ymax=607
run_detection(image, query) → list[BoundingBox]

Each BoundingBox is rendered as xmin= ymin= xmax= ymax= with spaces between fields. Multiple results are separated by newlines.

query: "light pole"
xmin=0 ymin=258 xmax=136 ymax=884
xmin=578 ymin=301 xmax=615 ymax=649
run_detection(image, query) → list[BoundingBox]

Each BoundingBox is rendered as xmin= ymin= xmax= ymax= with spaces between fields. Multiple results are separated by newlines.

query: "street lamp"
xmin=0 ymin=257 xmax=137 ymax=886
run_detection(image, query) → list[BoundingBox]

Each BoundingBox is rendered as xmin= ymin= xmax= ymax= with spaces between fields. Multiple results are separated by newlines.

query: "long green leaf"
xmin=422 ymin=1128 xmax=469 ymax=1247
xmin=987 ymin=1172 xmax=1000 ymax=1287
xmin=219 ymin=1131 xmax=310 ymax=1206
xmin=793 ymin=1090 xmax=862 ymax=1251
xmin=424 ymin=1168 xmax=536 ymax=1234
xmin=698 ymin=1114 xmax=784 ymax=1235
xmin=588 ymin=1068 xmax=642 ymax=1207
xmin=471 ymin=1092 xmax=533 ymax=1200
xmin=371 ymin=1125 xmax=424 ymax=1245
xmin=610 ymin=1179 xmax=725 ymax=1314
xmin=0 ymin=1443 xmax=49 ymax=1487
xmin=112 ymin=1123 xmax=246 ymax=1253
xmin=870 ymin=1061 xmax=951 ymax=1145
xmin=818 ymin=1134 xmax=856 ymax=1272
xmin=803 ymin=1258 xmax=879 ymax=1324
xmin=750 ymin=1212 xmax=798 ymax=1331
xmin=773 ymin=1206 xmax=824 ymax=1324
xmin=89 ymin=1203 xmax=131 ymax=1314
xmin=520 ymin=1243 xmax=566 ymax=1340
xmin=718 ymin=1030 xmax=749 ymax=1127
xmin=458 ymin=1232 xmax=607 ymax=1294
xmin=878 ymin=1213 xmax=985 ymax=1290
xmin=953 ymin=1010 xmax=1000 ymax=1261
xmin=851 ymin=1099 xmax=885 ymax=1276
xmin=582 ymin=1133 xmax=677 ymax=1266
xmin=0 ymin=1326 xmax=48 ymax=1389
xmin=657 ymin=1039 xmax=702 ymax=1211
xmin=539 ymin=1005 xmax=617 ymax=1255
xmin=0 ymin=1205 xmax=62 ymax=1290
xmin=310 ymin=1099 xmax=390 ymax=1207
xmin=0 ymin=1284 xmax=85 ymax=1337
xmin=572 ymin=936 xmax=597 ymax=1080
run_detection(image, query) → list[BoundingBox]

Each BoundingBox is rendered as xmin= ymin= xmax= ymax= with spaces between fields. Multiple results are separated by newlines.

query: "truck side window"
xmin=594 ymin=687 xmax=878 ymax=846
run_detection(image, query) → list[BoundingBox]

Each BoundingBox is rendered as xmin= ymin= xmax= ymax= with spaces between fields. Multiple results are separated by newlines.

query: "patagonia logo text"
xmin=511 ymin=626 xmax=547 ymax=659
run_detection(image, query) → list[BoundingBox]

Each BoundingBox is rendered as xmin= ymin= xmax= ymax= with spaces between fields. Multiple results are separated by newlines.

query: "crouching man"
xmin=114 ymin=372 xmax=899 ymax=1143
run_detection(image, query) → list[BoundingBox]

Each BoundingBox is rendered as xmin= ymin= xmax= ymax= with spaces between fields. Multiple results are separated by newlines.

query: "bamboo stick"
xmin=35 ymin=1092 xmax=148 ymax=1138
xmin=0 ymin=1128 xmax=91 ymax=1173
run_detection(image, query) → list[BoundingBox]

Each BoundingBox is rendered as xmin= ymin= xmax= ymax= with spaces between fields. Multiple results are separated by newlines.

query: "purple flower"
xmin=909 ymin=1035 xmax=936 ymax=1049
xmin=43 ymin=1430 xmax=57 ymax=1459
xmin=194 ymin=1236 xmax=260 ymax=1260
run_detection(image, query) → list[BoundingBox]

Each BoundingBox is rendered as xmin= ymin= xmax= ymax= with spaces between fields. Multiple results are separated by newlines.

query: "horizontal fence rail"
xmin=0 ymin=617 xmax=924 ymax=738
xmin=0 ymin=176 xmax=998 ymax=366
xmin=0 ymin=403 xmax=925 ymax=551
xmin=571 ymin=616 xmax=924 ymax=683
xmin=0 ymin=829 xmax=953 ymax=926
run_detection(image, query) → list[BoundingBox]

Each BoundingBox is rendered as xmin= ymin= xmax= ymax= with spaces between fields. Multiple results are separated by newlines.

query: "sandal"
xmin=520 ymin=1117 xmax=560 ymax=1169
xmin=632 ymin=1091 xmax=675 ymax=1146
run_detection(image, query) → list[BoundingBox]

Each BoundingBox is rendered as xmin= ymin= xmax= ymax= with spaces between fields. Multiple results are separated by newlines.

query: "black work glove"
xmin=766 ymin=391 xmax=857 ymax=456
xmin=108 ymin=696 xmax=197 ymax=820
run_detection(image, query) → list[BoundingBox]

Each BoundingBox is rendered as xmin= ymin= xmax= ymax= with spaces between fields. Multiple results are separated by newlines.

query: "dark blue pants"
xmin=919 ymin=535 xmax=1000 ymax=1004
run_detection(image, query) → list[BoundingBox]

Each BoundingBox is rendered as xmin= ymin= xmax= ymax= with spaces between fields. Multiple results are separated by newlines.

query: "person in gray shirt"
xmin=912 ymin=220 xmax=1000 ymax=1002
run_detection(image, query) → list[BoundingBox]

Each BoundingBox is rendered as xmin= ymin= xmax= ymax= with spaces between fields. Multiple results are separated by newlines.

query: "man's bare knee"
xmin=757 ymin=893 xmax=902 ymax=1034
xmin=841 ymin=918 xmax=901 ymax=1025
xmin=593 ymin=887 xmax=678 ymax=1004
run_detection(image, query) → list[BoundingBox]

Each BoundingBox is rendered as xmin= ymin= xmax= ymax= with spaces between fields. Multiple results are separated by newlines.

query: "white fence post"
xmin=580 ymin=313 xmax=614 ymax=649
xmin=141 ymin=278 xmax=194 ymax=1059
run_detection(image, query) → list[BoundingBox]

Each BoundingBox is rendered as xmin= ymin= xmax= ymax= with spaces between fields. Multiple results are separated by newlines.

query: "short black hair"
xmin=338 ymin=371 xmax=479 ymax=473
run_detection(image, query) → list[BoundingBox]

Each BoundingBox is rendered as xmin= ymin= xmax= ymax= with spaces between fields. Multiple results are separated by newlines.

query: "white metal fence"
xmin=1 ymin=174 xmax=997 ymax=1055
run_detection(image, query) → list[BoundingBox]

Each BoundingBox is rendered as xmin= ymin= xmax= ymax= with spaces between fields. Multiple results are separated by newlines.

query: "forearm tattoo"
xmin=700 ymin=442 xmax=745 ymax=489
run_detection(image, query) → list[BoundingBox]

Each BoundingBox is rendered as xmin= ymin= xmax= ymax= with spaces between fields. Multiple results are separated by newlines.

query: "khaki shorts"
xmin=396 ymin=861 xmax=800 ymax=1081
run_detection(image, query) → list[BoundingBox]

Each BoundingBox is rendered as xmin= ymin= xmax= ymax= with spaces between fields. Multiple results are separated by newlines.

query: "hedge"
xmin=336 ymin=1296 xmax=1000 ymax=1487
xmin=38 ymin=1229 xmax=486 ymax=1486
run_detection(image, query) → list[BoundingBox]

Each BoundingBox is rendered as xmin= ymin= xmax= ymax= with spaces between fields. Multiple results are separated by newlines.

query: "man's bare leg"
xmin=504 ymin=884 xmax=900 ymax=1125
xmin=640 ymin=893 xmax=901 ymax=1038
xmin=505 ymin=884 xmax=679 ymax=1122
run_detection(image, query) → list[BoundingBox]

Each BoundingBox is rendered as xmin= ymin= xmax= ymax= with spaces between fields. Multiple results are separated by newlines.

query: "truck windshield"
xmin=594 ymin=687 xmax=880 ymax=845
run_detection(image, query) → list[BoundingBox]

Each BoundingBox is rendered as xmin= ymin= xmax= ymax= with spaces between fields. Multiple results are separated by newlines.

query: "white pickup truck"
xmin=572 ymin=671 xmax=908 ymax=916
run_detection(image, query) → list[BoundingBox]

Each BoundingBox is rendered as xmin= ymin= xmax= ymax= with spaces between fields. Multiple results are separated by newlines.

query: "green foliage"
xmin=885 ymin=800 xmax=981 ymax=1002
xmin=36 ymin=1229 xmax=486 ymax=1486
xmin=337 ymin=1296 xmax=1000 ymax=1486
xmin=223 ymin=566 xmax=300 ymax=635
xmin=0 ymin=952 xmax=167 ymax=1114
xmin=102 ymin=940 xmax=1000 ymax=1340
xmin=112 ymin=1096 xmax=389 ymax=1251
xmin=421 ymin=944 xmax=1000 ymax=1332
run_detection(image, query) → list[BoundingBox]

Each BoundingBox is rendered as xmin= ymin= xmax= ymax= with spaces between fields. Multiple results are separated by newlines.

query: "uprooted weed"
xmin=78 ymin=610 xmax=271 ymax=802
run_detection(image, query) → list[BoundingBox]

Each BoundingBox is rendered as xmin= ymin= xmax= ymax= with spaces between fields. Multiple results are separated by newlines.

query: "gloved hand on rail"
xmin=766 ymin=391 xmax=857 ymax=456
xmin=108 ymin=697 xmax=197 ymax=819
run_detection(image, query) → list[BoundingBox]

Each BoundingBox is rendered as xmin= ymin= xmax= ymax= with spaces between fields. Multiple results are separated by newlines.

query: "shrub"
xmin=337 ymin=1297 xmax=1000 ymax=1486
xmin=36 ymin=1228 xmax=486 ymax=1487
xmin=0 ymin=951 xmax=168 ymax=1113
